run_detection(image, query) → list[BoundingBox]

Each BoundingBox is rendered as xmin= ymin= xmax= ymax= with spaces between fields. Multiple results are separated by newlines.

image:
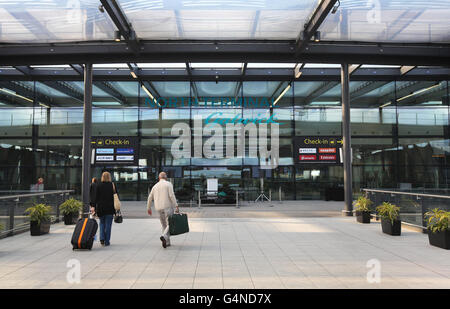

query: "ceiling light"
xmin=93 ymin=101 xmax=121 ymax=106
xmin=130 ymin=71 xmax=138 ymax=79
xmin=39 ymin=103 xmax=50 ymax=108
xmin=379 ymin=102 xmax=391 ymax=108
xmin=141 ymin=84 xmax=160 ymax=107
xmin=396 ymin=84 xmax=441 ymax=102
xmin=273 ymin=84 xmax=291 ymax=106
xmin=0 ymin=88 xmax=33 ymax=103
xmin=313 ymin=31 xmax=320 ymax=42
xmin=114 ymin=30 xmax=121 ymax=42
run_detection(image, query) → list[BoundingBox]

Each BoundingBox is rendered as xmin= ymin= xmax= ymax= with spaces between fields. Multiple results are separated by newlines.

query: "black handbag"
xmin=114 ymin=210 xmax=123 ymax=224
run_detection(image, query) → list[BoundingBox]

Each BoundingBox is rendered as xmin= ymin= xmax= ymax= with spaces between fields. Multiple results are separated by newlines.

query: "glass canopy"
xmin=319 ymin=0 xmax=450 ymax=43
xmin=0 ymin=0 xmax=448 ymax=44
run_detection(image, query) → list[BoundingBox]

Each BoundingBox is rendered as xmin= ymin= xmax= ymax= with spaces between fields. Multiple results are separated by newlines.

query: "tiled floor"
xmin=0 ymin=217 xmax=449 ymax=289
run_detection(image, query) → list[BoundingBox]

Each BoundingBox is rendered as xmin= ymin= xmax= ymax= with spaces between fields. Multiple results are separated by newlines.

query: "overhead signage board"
xmin=294 ymin=136 xmax=343 ymax=164
xmin=91 ymin=136 xmax=139 ymax=165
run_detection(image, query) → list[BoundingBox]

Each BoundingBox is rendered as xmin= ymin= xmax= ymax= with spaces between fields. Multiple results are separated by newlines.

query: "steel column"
xmin=341 ymin=63 xmax=353 ymax=216
xmin=81 ymin=63 xmax=93 ymax=217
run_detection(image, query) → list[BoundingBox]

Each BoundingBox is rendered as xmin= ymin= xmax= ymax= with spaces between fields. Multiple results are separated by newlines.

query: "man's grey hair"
xmin=159 ymin=172 xmax=167 ymax=180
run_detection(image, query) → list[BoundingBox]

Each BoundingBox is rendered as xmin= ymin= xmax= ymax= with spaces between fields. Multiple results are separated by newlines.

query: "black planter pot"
xmin=381 ymin=218 xmax=401 ymax=236
xmin=428 ymin=229 xmax=450 ymax=250
xmin=356 ymin=211 xmax=371 ymax=224
xmin=30 ymin=220 xmax=50 ymax=236
xmin=63 ymin=213 xmax=79 ymax=225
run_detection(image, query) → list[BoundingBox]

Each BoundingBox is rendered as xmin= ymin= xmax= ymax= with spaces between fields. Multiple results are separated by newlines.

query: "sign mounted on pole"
xmin=91 ymin=136 xmax=139 ymax=165
xmin=294 ymin=136 xmax=344 ymax=164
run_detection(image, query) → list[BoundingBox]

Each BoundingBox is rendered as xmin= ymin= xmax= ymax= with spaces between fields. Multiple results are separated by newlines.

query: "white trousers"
xmin=158 ymin=207 xmax=174 ymax=244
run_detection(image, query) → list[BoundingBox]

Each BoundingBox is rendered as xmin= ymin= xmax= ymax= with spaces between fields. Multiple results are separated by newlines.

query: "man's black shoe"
xmin=160 ymin=236 xmax=167 ymax=248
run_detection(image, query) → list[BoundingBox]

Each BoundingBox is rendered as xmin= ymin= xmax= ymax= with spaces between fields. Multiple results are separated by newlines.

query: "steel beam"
xmin=94 ymin=81 xmax=130 ymax=105
xmin=304 ymin=81 xmax=339 ymax=103
xmin=1 ymin=67 xmax=449 ymax=82
xmin=70 ymin=64 xmax=84 ymax=75
xmin=376 ymin=81 xmax=435 ymax=106
xmin=0 ymin=81 xmax=54 ymax=107
xmin=295 ymin=0 xmax=338 ymax=56
xmin=349 ymin=64 xmax=361 ymax=75
xmin=40 ymin=81 xmax=84 ymax=102
xmin=341 ymin=63 xmax=353 ymax=217
xmin=0 ymin=41 xmax=449 ymax=66
xmin=186 ymin=63 xmax=200 ymax=100
xmin=234 ymin=63 xmax=247 ymax=101
xmin=400 ymin=65 xmax=416 ymax=75
xmin=99 ymin=0 xmax=140 ymax=53
xmin=81 ymin=63 xmax=93 ymax=217
xmin=350 ymin=81 xmax=390 ymax=101
xmin=141 ymin=80 xmax=161 ymax=99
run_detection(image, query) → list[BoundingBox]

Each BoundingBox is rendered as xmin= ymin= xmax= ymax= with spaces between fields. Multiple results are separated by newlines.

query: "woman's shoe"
xmin=100 ymin=240 xmax=105 ymax=245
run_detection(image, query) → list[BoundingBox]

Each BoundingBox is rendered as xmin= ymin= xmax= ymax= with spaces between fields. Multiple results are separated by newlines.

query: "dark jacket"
xmin=94 ymin=182 xmax=118 ymax=217
xmin=89 ymin=182 xmax=98 ymax=206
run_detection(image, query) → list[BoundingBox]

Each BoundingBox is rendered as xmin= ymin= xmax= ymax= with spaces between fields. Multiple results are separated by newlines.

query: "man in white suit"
xmin=147 ymin=172 xmax=179 ymax=248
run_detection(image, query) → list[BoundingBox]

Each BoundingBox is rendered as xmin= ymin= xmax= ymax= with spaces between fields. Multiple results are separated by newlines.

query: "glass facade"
xmin=0 ymin=79 xmax=449 ymax=201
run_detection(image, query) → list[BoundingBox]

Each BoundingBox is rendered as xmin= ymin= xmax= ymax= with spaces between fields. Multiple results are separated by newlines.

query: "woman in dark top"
xmin=89 ymin=177 xmax=98 ymax=211
xmin=94 ymin=171 xmax=117 ymax=246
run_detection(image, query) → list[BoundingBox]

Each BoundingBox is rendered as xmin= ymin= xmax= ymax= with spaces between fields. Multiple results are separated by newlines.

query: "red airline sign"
xmin=299 ymin=155 xmax=317 ymax=161
xmin=319 ymin=155 xmax=336 ymax=160
xmin=319 ymin=148 xmax=336 ymax=153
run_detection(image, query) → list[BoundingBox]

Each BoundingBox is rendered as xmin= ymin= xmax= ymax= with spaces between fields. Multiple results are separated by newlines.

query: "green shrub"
xmin=25 ymin=203 xmax=52 ymax=224
xmin=424 ymin=208 xmax=450 ymax=233
xmin=59 ymin=198 xmax=82 ymax=215
xmin=376 ymin=202 xmax=400 ymax=224
xmin=353 ymin=195 xmax=372 ymax=212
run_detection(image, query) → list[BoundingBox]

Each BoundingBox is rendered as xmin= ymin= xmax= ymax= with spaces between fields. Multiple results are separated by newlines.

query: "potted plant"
xmin=25 ymin=203 xmax=52 ymax=236
xmin=424 ymin=208 xmax=450 ymax=250
xmin=376 ymin=202 xmax=401 ymax=236
xmin=353 ymin=195 xmax=372 ymax=223
xmin=59 ymin=198 xmax=82 ymax=225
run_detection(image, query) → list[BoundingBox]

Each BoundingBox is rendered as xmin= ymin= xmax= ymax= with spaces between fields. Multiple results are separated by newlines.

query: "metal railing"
xmin=362 ymin=189 xmax=450 ymax=229
xmin=0 ymin=190 xmax=74 ymax=238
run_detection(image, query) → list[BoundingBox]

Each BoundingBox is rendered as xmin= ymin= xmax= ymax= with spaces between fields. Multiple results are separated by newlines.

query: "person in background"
xmin=89 ymin=177 xmax=98 ymax=217
xmin=93 ymin=172 xmax=117 ymax=247
xmin=34 ymin=177 xmax=44 ymax=192
xmin=147 ymin=172 xmax=179 ymax=248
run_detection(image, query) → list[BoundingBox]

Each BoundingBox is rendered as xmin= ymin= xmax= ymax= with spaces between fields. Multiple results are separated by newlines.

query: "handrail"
xmin=363 ymin=188 xmax=450 ymax=200
xmin=0 ymin=190 xmax=75 ymax=238
xmin=0 ymin=190 xmax=74 ymax=201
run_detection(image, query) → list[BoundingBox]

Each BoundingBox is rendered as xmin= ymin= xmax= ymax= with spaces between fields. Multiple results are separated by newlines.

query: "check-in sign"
xmin=319 ymin=148 xmax=336 ymax=153
xmin=116 ymin=155 xmax=134 ymax=161
xmin=319 ymin=155 xmax=337 ymax=160
xmin=96 ymin=155 xmax=114 ymax=161
xmin=294 ymin=136 xmax=342 ymax=164
xmin=299 ymin=148 xmax=317 ymax=154
xmin=116 ymin=148 xmax=134 ymax=154
xmin=91 ymin=136 xmax=139 ymax=165
xmin=299 ymin=155 xmax=317 ymax=161
xmin=96 ymin=148 xmax=114 ymax=154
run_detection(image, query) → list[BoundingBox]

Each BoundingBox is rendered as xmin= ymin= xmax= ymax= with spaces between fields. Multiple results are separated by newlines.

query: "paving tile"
xmin=0 ymin=216 xmax=448 ymax=289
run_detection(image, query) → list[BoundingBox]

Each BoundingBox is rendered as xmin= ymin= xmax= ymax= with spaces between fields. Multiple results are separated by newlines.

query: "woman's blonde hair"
xmin=101 ymin=171 xmax=112 ymax=182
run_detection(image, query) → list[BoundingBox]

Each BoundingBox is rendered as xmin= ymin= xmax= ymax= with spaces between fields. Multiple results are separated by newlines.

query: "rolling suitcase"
xmin=71 ymin=218 xmax=98 ymax=250
xmin=168 ymin=213 xmax=189 ymax=236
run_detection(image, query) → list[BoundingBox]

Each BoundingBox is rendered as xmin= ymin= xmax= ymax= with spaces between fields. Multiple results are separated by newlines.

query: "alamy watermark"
xmin=366 ymin=258 xmax=381 ymax=284
xmin=66 ymin=258 xmax=81 ymax=284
